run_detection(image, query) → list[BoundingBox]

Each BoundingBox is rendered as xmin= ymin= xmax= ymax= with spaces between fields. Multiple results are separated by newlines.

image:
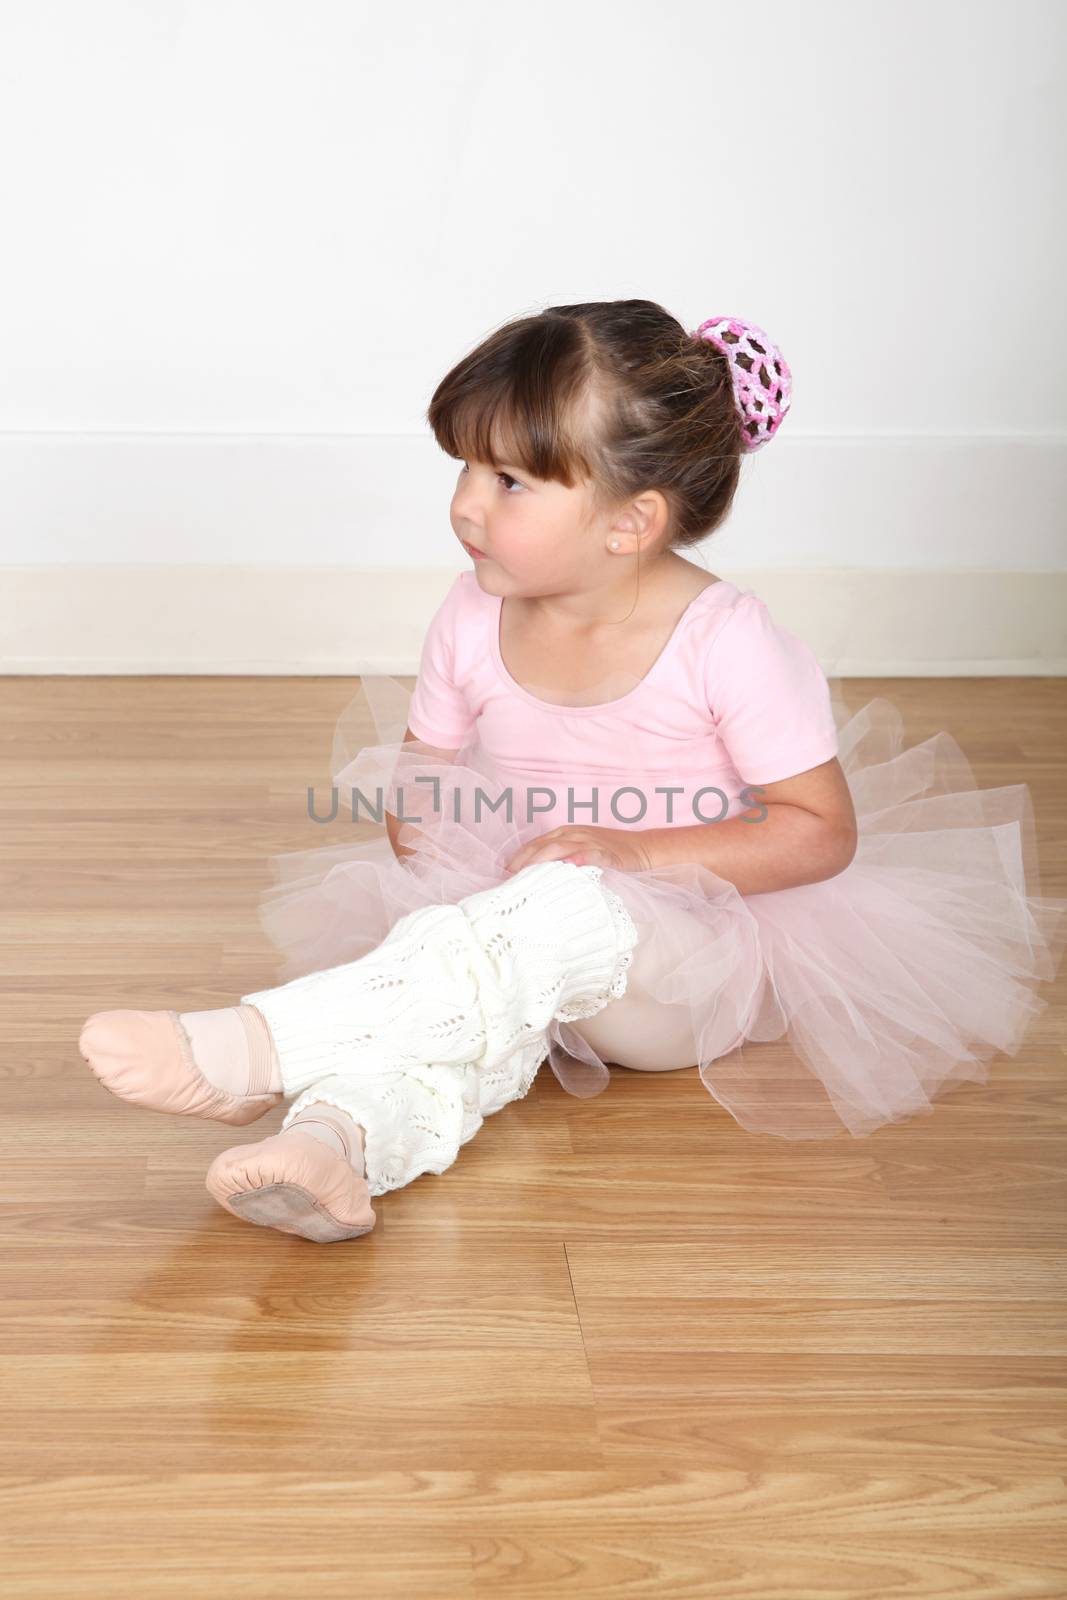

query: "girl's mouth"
xmin=463 ymin=541 xmax=488 ymax=560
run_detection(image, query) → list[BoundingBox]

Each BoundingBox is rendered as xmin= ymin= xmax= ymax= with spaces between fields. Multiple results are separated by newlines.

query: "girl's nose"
xmin=452 ymin=482 xmax=489 ymax=525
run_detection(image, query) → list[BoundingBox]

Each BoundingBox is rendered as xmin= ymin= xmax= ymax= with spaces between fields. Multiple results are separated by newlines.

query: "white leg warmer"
xmin=240 ymin=861 xmax=638 ymax=1193
xmin=242 ymin=860 xmax=637 ymax=1089
xmin=277 ymin=1059 xmax=519 ymax=1199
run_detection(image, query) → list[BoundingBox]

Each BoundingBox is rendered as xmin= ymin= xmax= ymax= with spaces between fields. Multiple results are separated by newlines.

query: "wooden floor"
xmin=2 ymin=675 xmax=1066 ymax=1599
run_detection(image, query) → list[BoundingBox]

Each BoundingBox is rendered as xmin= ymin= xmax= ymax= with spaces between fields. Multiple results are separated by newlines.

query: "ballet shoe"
xmin=79 ymin=1009 xmax=284 ymax=1126
xmin=205 ymin=1130 xmax=377 ymax=1243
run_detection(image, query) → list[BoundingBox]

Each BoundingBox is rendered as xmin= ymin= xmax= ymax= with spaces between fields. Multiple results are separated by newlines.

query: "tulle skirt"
xmin=251 ymin=674 xmax=1067 ymax=1140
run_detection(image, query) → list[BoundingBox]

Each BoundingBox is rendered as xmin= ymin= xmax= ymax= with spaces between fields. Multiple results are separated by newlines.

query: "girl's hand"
xmin=504 ymin=825 xmax=652 ymax=876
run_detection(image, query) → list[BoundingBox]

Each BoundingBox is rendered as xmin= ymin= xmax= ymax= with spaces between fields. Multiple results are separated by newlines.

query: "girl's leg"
xmin=203 ymin=861 xmax=642 ymax=1239
xmin=205 ymin=1038 xmax=541 ymax=1241
xmin=278 ymin=1052 xmax=516 ymax=1197
xmin=80 ymin=860 xmax=638 ymax=1127
xmin=563 ymin=877 xmax=749 ymax=1071
xmin=240 ymin=860 xmax=638 ymax=1097
xmin=284 ymin=1103 xmax=366 ymax=1169
xmin=207 ymin=876 xmax=747 ymax=1243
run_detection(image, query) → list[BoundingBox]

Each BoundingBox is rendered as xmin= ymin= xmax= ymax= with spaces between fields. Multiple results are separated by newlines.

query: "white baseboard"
xmin=1 ymin=565 xmax=1065 ymax=675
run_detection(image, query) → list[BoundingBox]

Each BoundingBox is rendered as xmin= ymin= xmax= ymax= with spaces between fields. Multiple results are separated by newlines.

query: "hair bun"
xmin=689 ymin=316 xmax=792 ymax=452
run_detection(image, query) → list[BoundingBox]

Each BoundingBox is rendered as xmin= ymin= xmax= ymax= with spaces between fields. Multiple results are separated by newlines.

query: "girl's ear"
xmin=626 ymin=489 xmax=671 ymax=547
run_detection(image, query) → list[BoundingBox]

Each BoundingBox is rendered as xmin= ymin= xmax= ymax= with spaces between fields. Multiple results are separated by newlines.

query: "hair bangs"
xmin=426 ymin=317 xmax=600 ymax=489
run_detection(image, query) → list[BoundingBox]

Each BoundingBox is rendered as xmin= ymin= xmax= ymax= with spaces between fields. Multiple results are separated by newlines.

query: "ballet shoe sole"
xmin=223 ymin=1182 xmax=377 ymax=1243
xmin=205 ymin=1131 xmax=377 ymax=1243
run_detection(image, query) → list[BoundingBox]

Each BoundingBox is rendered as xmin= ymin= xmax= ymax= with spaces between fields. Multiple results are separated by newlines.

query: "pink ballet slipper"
xmin=79 ymin=1009 xmax=283 ymax=1126
xmin=204 ymin=1130 xmax=377 ymax=1243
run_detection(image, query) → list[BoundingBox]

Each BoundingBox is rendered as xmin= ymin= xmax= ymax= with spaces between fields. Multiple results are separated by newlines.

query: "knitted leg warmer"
xmin=242 ymin=859 xmax=637 ymax=1093
xmin=239 ymin=861 xmax=639 ymax=1195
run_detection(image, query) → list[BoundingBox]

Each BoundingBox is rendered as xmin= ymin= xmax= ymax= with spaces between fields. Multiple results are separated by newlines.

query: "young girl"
xmin=79 ymin=300 xmax=1067 ymax=1244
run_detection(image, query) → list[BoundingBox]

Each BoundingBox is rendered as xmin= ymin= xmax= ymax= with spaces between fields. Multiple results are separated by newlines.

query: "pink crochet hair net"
xmin=690 ymin=316 xmax=792 ymax=452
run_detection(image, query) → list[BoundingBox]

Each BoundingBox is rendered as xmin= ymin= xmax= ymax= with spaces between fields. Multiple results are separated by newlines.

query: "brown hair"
xmin=425 ymin=298 xmax=744 ymax=551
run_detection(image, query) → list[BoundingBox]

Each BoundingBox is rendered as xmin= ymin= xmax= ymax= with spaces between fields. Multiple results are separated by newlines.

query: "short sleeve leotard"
xmin=406 ymin=570 xmax=840 ymax=834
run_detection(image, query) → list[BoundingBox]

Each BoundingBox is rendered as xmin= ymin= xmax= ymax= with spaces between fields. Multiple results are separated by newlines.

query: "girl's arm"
xmin=640 ymin=755 xmax=858 ymax=894
xmin=385 ymin=724 xmax=460 ymax=863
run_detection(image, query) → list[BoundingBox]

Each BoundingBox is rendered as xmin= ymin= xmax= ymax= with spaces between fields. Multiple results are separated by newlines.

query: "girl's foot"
xmin=205 ymin=1105 xmax=375 ymax=1243
xmin=79 ymin=1004 xmax=284 ymax=1125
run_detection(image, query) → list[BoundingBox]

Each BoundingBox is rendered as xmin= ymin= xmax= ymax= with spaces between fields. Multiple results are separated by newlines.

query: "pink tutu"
xmin=252 ymin=674 xmax=1067 ymax=1140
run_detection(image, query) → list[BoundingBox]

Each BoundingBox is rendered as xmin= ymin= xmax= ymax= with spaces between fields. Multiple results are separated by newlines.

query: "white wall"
xmin=1 ymin=0 xmax=1064 ymax=668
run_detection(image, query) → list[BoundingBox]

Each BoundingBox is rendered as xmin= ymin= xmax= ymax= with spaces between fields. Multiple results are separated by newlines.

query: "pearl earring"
xmin=609 ymin=538 xmax=620 ymax=550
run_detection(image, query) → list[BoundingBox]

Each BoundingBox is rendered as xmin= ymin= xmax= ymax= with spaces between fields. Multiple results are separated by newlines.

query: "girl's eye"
xmin=459 ymin=461 xmax=522 ymax=492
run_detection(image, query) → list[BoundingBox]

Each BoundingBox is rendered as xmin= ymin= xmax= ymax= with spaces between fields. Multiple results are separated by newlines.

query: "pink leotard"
xmin=406 ymin=572 xmax=839 ymax=834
